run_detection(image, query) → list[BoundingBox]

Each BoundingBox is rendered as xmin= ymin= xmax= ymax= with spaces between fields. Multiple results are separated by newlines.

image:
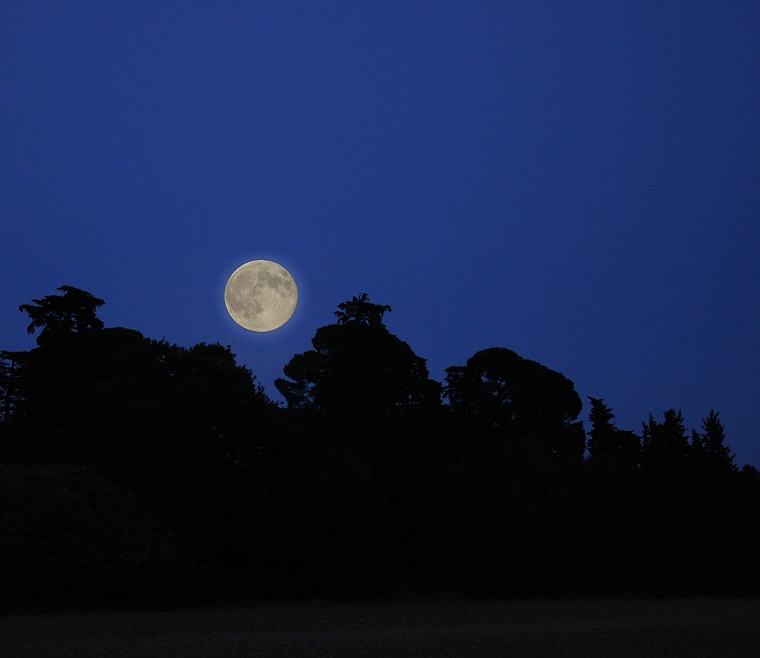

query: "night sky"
xmin=2 ymin=3 xmax=759 ymax=466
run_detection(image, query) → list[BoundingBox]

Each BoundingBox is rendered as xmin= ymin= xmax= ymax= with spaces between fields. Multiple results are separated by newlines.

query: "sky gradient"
xmin=2 ymin=3 xmax=759 ymax=465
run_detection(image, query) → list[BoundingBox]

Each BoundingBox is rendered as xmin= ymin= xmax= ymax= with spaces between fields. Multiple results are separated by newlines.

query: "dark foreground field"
xmin=1 ymin=598 xmax=759 ymax=657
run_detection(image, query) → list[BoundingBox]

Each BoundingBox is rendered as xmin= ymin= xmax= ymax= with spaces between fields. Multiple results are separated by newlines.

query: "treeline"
xmin=1 ymin=287 xmax=758 ymax=610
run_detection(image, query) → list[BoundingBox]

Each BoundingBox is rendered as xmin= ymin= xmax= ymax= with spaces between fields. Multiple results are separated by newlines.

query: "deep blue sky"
xmin=2 ymin=3 xmax=759 ymax=466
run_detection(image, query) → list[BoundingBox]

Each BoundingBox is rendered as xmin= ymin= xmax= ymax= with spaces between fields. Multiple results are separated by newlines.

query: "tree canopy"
xmin=444 ymin=347 xmax=586 ymax=461
xmin=586 ymin=396 xmax=640 ymax=468
xmin=334 ymin=293 xmax=392 ymax=327
xmin=691 ymin=410 xmax=736 ymax=478
xmin=276 ymin=293 xmax=441 ymax=425
xmin=1 ymin=285 xmax=759 ymax=608
xmin=19 ymin=285 xmax=104 ymax=346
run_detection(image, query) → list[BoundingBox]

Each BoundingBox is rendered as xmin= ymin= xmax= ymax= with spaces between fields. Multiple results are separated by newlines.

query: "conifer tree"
xmin=691 ymin=410 xmax=736 ymax=478
xmin=587 ymin=397 xmax=640 ymax=468
xmin=641 ymin=409 xmax=690 ymax=478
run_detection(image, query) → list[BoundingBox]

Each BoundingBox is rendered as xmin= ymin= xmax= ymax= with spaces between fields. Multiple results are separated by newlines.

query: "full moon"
xmin=224 ymin=260 xmax=298 ymax=332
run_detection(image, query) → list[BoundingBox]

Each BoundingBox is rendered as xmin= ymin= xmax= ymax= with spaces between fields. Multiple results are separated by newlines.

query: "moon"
xmin=224 ymin=260 xmax=298 ymax=332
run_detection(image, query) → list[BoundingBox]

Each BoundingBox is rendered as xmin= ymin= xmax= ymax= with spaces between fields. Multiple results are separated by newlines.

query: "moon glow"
xmin=224 ymin=260 xmax=298 ymax=332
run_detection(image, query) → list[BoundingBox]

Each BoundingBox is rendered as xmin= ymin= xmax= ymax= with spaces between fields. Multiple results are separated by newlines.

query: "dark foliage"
xmin=0 ymin=464 xmax=204 ymax=609
xmin=444 ymin=347 xmax=586 ymax=464
xmin=691 ymin=410 xmax=737 ymax=479
xmin=1 ymin=286 xmax=759 ymax=609
xmin=275 ymin=293 xmax=441 ymax=432
xmin=586 ymin=397 xmax=640 ymax=469
xmin=19 ymin=285 xmax=104 ymax=347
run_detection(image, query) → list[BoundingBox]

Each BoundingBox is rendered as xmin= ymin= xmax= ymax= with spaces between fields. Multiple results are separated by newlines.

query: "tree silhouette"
xmin=334 ymin=293 xmax=392 ymax=327
xmin=3 ymin=285 xmax=760 ymax=606
xmin=6 ymin=286 xmax=107 ymax=442
xmin=586 ymin=397 xmax=640 ymax=468
xmin=641 ymin=409 xmax=690 ymax=480
xmin=19 ymin=285 xmax=104 ymax=347
xmin=7 ymin=289 xmax=109 ymax=457
xmin=691 ymin=410 xmax=736 ymax=479
xmin=276 ymin=294 xmax=441 ymax=426
xmin=444 ymin=347 xmax=585 ymax=462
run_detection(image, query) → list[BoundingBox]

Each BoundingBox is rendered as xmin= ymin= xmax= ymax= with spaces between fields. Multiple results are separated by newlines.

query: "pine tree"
xmin=691 ymin=410 xmax=736 ymax=479
xmin=587 ymin=397 xmax=640 ymax=468
xmin=641 ymin=409 xmax=690 ymax=478
xmin=587 ymin=397 xmax=616 ymax=457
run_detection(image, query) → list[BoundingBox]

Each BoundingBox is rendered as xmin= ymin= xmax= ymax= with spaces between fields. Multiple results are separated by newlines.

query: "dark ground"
xmin=1 ymin=598 xmax=759 ymax=657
